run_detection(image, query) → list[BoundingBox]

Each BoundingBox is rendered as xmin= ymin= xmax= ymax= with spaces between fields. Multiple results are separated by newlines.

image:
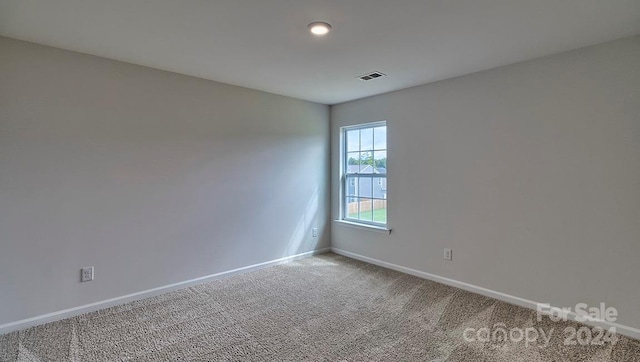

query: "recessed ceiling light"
xmin=308 ymin=22 xmax=332 ymax=36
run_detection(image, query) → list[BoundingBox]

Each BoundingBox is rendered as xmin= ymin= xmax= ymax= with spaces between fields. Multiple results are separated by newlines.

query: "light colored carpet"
xmin=1 ymin=253 xmax=639 ymax=361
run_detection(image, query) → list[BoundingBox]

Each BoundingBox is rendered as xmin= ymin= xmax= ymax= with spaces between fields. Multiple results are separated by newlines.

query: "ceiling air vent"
xmin=358 ymin=71 xmax=386 ymax=81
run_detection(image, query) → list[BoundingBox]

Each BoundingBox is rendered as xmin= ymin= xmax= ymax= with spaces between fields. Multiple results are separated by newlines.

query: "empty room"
xmin=1 ymin=1 xmax=639 ymax=361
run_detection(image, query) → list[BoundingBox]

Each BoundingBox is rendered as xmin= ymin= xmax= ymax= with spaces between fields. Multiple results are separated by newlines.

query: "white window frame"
xmin=341 ymin=121 xmax=387 ymax=228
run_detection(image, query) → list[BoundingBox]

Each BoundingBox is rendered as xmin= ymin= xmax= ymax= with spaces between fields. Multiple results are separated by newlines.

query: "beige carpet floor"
xmin=1 ymin=253 xmax=639 ymax=361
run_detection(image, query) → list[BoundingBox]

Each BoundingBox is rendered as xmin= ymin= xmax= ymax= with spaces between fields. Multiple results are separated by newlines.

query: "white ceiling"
xmin=1 ymin=0 xmax=639 ymax=105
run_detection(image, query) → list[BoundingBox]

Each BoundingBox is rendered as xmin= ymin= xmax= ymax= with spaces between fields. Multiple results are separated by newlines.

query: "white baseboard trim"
xmin=331 ymin=247 xmax=640 ymax=341
xmin=0 ymin=247 xmax=331 ymax=335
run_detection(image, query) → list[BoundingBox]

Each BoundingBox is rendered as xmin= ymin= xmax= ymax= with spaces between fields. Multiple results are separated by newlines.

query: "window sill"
xmin=333 ymin=220 xmax=391 ymax=234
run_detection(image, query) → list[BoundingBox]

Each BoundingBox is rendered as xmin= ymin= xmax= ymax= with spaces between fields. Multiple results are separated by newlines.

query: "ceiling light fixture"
xmin=308 ymin=22 xmax=332 ymax=36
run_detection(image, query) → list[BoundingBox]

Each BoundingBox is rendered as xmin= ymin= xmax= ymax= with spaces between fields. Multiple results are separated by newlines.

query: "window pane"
xmin=374 ymin=150 xmax=387 ymax=173
xmin=372 ymin=199 xmax=387 ymax=224
xmin=373 ymin=177 xmax=387 ymax=199
xmin=358 ymin=177 xmax=372 ymax=198
xmin=374 ymin=126 xmax=387 ymax=150
xmin=346 ymin=152 xmax=359 ymax=173
xmin=346 ymin=130 xmax=359 ymax=152
xmin=358 ymin=198 xmax=373 ymax=222
xmin=360 ymin=128 xmax=373 ymax=151
xmin=346 ymin=196 xmax=358 ymax=219
xmin=346 ymin=176 xmax=357 ymax=197
xmin=359 ymin=152 xmax=373 ymax=173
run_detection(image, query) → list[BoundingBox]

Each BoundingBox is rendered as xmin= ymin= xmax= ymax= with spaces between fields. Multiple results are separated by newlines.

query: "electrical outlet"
xmin=81 ymin=266 xmax=94 ymax=282
xmin=444 ymin=248 xmax=453 ymax=261
xmin=312 ymin=228 xmax=318 ymax=237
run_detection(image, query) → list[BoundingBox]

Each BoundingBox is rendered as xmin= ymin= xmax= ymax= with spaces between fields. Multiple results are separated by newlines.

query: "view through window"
xmin=343 ymin=121 xmax=387 ymax=225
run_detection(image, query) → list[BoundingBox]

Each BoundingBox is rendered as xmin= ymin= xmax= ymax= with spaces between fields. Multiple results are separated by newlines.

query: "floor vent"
xmin=358 ymin=71 xmax=386 ymax=81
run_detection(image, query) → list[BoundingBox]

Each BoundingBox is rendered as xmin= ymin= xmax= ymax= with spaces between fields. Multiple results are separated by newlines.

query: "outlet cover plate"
xmin=81 ymin=266 xmax=94 ymax=282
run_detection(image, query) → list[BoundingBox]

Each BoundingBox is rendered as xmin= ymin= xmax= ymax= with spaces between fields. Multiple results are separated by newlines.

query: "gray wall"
xmin=0 ymin=37 xmax=330 ymax=325
xmin=331 ymin=36 xmax=640 ymax=330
